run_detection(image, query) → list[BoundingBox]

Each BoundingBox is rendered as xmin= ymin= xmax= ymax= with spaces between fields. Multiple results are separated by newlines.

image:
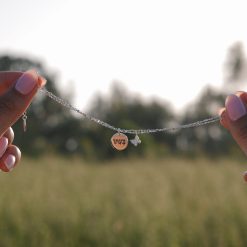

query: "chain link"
xmin=39 ymin=87 xmax=221 ymax=135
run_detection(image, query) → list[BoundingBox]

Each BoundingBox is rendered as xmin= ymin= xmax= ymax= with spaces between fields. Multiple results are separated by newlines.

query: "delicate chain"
xmin=39 ymin=87 xmax=221 ymax=135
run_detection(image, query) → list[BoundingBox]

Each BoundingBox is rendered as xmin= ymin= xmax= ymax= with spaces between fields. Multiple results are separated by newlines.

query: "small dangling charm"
xmin=111 ymin=132 xmax=128 ymax=151
xmin=22 ymin=112 xmax=27 ymax=132
xmin=130 ymin=134 xmax=141 ymax=147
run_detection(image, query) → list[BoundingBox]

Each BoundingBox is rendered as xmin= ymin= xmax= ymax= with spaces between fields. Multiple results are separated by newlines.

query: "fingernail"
xmin=0 ymin=137 xmax=8 ymax=158
xmin=15 ymin=70 xmax=38 ymax=95
xmin=218 ymin=108 xmax=225 ymax=116
xmin=38 ymin=76 xmax=47 ymax=87
xmin=225 ymin=94 xmax=247 ymax=121
xmin=4 ymin=154 xmax=15 ymax=171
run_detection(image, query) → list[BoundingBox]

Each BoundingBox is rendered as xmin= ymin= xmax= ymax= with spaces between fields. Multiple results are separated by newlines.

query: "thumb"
xmin=223 ymin=93 xmax=247 ymax=156
xmin=0 ymin=70 xmax=45 ymax=136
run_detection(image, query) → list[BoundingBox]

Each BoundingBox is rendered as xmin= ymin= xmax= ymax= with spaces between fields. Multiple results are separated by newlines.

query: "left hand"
xmin=220 ymin=92 xmax=247 ymax=156
xmin=219 ymin=91 xmax=247 ymax=181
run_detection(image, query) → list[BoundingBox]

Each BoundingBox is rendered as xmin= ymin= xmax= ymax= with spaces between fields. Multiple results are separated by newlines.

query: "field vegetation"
xmin=0 ymin=157 xmax=247 ymax=247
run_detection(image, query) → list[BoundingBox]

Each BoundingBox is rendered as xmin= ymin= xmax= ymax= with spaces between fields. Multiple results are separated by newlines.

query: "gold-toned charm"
xmin=111 ymin=133 xmax=128 ymax=151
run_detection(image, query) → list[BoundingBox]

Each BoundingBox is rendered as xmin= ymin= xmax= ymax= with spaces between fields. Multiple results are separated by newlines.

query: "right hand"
xmin=0 ymin=70 xmax=46 ymax=172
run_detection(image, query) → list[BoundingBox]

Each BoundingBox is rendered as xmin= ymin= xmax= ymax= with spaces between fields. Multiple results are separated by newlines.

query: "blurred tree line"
xmin=0 ymin=42 xmax=247 ymax=160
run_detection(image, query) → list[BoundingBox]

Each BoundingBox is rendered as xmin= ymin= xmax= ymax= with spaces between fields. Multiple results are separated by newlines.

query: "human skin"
xmin=0 ymin=70 xmax=46 ymax=172
xmin=220 ymin=91 xmax=247 ymax=181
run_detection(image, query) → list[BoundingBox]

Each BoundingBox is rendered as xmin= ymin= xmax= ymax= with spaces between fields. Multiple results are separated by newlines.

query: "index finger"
xmin=236 ymin=91 xmax=247 ymax=104
xmin=0 ymin=72 xmax=23 ymax=94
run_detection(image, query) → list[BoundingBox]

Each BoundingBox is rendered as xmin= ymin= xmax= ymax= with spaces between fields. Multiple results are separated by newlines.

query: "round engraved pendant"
xmin=111 ymin=133 xmax=128 ymax=151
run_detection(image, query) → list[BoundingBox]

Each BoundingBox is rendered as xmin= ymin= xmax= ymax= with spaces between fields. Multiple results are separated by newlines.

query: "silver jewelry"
xmin=38 ymin=87 xmax=221 ymax=150
xmin=130 ymin=134 xmax=142 ymax=147
xmin=22 ymin=112 xmax=27 ymax=132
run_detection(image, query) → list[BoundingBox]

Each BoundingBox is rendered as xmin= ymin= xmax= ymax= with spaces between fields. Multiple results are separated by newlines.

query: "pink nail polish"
xmin=4 ymin=154 xmax=16 ymax=171
xmin=225 ymin=94 xmax=247 ymax=121
xmin=15 ymin=70 xmax=38 ymax=95
xmin=0 ymin=137 xmax=8 ymax=158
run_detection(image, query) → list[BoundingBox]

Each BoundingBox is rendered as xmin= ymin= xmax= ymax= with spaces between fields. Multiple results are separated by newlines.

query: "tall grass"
xmin=0 ymin=156 xmax=247 ymax=247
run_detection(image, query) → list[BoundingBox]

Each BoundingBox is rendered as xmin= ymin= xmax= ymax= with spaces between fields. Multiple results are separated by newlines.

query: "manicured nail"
xmin=0 ymin=137 xmax=8 ymax=158
xmin=225 ymin=94 xmax=247 ymax=121
xmin=15 ymin=70 xmax=38 ymax=95
xmin=218 ymin=108 xmax=225 ymax=116
xmin=4 ymin=154 xmax=16 ymax=171
xmin=38 ymin=76 xmax=47 ymax=87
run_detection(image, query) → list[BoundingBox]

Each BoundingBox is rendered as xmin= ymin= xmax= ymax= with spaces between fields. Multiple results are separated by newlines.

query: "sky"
xmin=1 ymin=0 xmax=247 ymax=112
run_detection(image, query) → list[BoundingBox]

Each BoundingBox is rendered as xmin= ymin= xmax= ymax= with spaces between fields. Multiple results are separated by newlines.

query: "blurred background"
xmin=1 ymin=0 xmax=247 ymax=246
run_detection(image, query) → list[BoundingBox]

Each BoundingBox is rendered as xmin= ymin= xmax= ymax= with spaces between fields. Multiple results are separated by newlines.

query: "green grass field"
xmin=0 ymin=156 xmax=247 ymax=247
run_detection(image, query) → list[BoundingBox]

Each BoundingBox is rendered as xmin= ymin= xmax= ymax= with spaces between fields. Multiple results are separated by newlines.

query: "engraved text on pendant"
xmin=111 ymin=133 xmax=128 ymax=151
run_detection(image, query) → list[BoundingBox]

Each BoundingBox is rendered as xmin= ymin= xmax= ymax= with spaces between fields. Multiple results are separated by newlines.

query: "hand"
xmin=0 ymin=70 xmax=46 ymax=172
xmin=220 ymin=92 xmax=247 ymax=181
